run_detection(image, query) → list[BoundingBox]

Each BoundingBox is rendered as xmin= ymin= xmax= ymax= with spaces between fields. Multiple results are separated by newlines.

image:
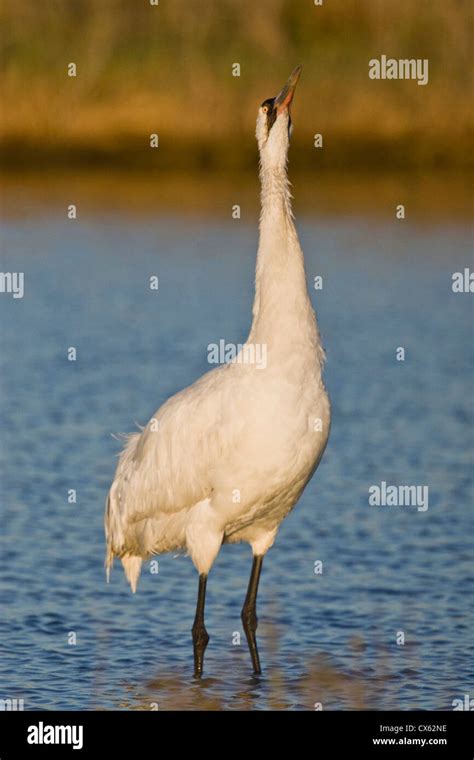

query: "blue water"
xmin=0 ymin=205 xmax=472 ymax=710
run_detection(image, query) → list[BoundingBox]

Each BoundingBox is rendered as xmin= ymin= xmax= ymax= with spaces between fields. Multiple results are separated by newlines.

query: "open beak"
xmin=275 ymin=65 xmax=302 ymax=114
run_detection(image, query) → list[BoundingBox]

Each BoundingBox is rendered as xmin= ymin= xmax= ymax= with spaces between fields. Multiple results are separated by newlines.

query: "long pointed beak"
xmin=275 ymin=65 xmax=302 ymax=113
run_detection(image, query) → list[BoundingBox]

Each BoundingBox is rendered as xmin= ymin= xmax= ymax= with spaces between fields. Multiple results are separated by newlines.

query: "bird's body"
xmin=105 ymin=66 xmax=330 ymax=676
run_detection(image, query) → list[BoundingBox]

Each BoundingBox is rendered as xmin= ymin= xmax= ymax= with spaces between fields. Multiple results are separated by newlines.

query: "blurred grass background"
xmin=0 ymin=0 xmax=472 ymax=171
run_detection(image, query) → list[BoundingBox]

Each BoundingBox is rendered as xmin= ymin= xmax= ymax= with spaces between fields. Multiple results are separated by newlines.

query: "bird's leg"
xmin=241 ymin=554 xmax=264 ymax=674
xmin=192 ymin=573 xmax=209 ymax=679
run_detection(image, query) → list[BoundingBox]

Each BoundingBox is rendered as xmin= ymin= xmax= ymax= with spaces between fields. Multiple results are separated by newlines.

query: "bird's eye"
xmin=262 ymin=106 xmax=269 ymax=114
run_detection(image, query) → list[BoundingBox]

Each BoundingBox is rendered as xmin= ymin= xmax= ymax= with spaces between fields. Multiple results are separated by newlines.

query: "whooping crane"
xmin=105 ymin=66 xmax=331 ymax=677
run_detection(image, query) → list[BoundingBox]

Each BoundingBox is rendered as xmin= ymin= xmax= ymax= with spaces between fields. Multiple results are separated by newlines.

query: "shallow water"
xmin=0 ymin=186 xmax=472 ymax=710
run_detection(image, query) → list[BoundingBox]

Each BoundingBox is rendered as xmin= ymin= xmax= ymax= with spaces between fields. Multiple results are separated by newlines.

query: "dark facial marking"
xmin=261 ymin=97 xmax=277 ymax=132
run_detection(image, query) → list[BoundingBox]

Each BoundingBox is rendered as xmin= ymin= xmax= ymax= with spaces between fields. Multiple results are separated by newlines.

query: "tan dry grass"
xmin=0 ymin=0 xmax=472 ymax=169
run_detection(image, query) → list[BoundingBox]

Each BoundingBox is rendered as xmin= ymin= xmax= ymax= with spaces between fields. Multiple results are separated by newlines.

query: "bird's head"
xmin=256 ymin=65 xmax=302 ymax=164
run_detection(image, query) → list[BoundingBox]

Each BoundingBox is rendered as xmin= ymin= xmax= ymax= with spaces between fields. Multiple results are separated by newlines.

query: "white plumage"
xmin=105 ymin=66 xmax=330 ymax=675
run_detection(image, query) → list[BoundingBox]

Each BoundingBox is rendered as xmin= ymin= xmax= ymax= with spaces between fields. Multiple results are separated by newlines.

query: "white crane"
xmin=105 ymin=66 xmax=331 ymax=678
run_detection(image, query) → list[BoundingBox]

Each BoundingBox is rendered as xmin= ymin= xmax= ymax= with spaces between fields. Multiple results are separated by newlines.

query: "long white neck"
xmin=248 ymin=149 xmax=324 ymax=369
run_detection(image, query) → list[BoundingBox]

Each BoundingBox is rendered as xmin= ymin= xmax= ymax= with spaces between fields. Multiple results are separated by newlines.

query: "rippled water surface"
xmin=0 ymin=185 xmax=472 ymax=709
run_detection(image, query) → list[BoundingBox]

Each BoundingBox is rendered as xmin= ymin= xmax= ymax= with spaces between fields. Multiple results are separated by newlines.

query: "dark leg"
xmin=192 ymin=573 xmax=209 ymax=678
xmin=241 ymin=554 xmax=264 ymax=674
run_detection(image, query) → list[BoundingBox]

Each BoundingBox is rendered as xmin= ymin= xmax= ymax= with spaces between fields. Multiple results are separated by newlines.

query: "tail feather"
xmin=121 ymin=555 xmax=142 ymax=594
xmin=105 ymin=487 xmax=143 ymax=593
xmin=105 ymin=545 xmax=114 ymax=584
